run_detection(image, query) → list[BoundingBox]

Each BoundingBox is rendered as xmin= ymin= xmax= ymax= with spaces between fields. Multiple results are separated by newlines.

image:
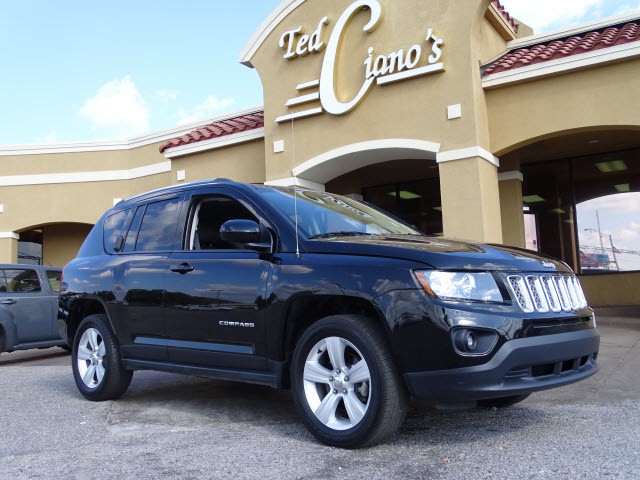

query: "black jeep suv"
xmin=59 ymin=179 xmax=599 ymax=448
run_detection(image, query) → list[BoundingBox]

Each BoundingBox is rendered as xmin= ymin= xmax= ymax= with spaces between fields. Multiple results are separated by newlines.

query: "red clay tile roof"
xmin=483 ymin=21 xmax=640 ymax=76
xmin=160 ymin=111 xmax=264 ymax=153
xmin=492 ymin=0 xmax=518 ymax=32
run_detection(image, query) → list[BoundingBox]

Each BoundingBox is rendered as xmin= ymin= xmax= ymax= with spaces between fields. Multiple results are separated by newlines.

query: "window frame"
xmin=177 ymin=187 xmax=277 ymax=253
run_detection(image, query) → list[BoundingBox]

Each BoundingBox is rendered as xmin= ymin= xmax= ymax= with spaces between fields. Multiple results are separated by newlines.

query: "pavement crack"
xmin=586 ymin=334 xmax=640 ymax=401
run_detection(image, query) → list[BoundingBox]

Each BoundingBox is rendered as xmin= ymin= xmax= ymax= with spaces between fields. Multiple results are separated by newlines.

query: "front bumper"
xmin=404 ymin=328 xmax=600 ymax=402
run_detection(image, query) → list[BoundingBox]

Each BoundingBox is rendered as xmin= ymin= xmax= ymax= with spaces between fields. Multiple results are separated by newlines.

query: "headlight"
xmin=414 ymin=270 xmax=503 ymax=302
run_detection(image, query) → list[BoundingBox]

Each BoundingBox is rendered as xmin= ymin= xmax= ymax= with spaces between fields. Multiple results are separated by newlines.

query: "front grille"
xmin=506 ymin=273 xmax=588 ymax=313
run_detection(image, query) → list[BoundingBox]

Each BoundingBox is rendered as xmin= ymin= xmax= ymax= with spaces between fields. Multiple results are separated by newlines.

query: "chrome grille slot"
xmin=553 ymin=276 xmax=572 ymax=312
xmin=564 ymin=276 xmax=580 ymax=309
xmin=541 ymin=276 xmax=562 ymax=312
xmin=507 ymin=275 xmax=534 ymax=313
xmin=526 ymin=276 xmax=549 ymax=313
xmin=572 ymin=277 xmax=588 ymax=308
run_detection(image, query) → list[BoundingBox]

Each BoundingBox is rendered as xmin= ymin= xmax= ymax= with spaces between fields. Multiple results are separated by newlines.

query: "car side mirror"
xmin=219 ymin=219 xmax=261 ymax=244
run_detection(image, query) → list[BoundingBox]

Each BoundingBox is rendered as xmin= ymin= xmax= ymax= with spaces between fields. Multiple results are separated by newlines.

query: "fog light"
xmin=465 ymin=331 xmax=478 ymax=351
xmin=452 ymin=328 xmax=498 ymax=357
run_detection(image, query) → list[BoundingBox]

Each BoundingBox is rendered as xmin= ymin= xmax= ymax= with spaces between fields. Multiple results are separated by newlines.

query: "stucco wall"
xmin=42 ymin=223 xmax=94 ymax=267
xmin=248 ymin=0 xmax=499 ymax=182
xmin=486 ymin=60 xmax=640 ymax=156
xmin=580 ymin=272 xmax=640 ymax=307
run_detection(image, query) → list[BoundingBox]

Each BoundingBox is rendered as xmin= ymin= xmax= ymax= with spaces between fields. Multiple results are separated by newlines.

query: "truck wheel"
xmin=291 ymin=315 xmax=407 ymax=448
xmin=478 ymin=394 xmax=531 ymax=408
xmin=72 ymin=314 xmax=132 ymax=401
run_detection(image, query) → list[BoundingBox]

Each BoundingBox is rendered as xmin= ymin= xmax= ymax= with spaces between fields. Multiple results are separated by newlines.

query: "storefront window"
xmin=577 ymin=193 xmax=640 ymax=272
xmin=522 ymin=147 xmax=640 ymax=274
xmin=363 ymin=178 xmax=443 ymax=235
xmin=521 ymin=161 xmax=577 ymax=269
xmin=17 ymin=228 xmax=43 ymax=265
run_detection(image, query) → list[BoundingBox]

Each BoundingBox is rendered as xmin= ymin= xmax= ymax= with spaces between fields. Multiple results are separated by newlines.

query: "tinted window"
xmin=123 ymin=206 xmax=145 ymax=253
xmin=0 ymin=271 xmax=7 ymax=293
xmin=46 ymin=270 xmax=61 ymax=291
xmin=5 ymin=269 xmax=41 ymax=293
xmin=135 ymin=198 xmax=181 ymax=252
xmin=103 ymin=210 xmax=130 ymax=254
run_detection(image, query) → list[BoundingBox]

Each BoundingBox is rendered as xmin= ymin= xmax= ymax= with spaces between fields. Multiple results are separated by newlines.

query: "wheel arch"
xmin=281 ymin=294 xmax=393 ymax=381
xmin=0 ymin=322 xmax=6 ymax=352
xmin=0 ymin=309 xmax=16 ymax=352
xmin=65 ymin=297 xmax=110 ymax=344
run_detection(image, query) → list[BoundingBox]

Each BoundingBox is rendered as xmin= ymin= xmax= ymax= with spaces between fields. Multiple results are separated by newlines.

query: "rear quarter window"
xmin=103 ymin=210 xmax=130 ymax=254
xmin=46 ymin=270 xmax=61 ymax=292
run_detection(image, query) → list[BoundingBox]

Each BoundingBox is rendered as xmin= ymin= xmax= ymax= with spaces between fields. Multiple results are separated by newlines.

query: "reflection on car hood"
xmin=303 ymin=234 xmax=571 ymax=272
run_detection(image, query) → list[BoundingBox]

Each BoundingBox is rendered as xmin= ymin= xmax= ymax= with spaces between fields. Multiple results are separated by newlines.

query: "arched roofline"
xmin=293 ymin=139 xmax=440 ymax=184
xmin=239 ymin=0 xmax=307 ymax=68
xmin=15 ymin=221 xmax=95 ymax=235
xmin=494 ymin=125 xmax=640 ymax=158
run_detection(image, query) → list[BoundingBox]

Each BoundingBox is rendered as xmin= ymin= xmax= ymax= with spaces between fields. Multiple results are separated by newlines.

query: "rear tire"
xmin=291 ymin=315 xmax=407 ymax=448
xmin=478 ymin=394 xmax=531 ymax=408
xmin=72 ymin=314 xmax=132 ymax=401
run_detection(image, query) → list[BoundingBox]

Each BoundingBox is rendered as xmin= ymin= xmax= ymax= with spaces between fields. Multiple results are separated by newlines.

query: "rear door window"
xmin=123 ymin=206 xmax=145 ymax=253
xmin=0 ymin=270 xmax=7 ymax=293
xmin=5 ymin=269 xmax=41 ymax=293
xmin=135 ymin=197 xmax=182 ymax=252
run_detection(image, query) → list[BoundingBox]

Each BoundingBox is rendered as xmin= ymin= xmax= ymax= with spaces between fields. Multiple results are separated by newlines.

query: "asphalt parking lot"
xmin=1 ymin=310 xmax=639 ymax=480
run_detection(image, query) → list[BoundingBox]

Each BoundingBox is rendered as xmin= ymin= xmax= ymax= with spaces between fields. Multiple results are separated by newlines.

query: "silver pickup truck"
xmin=0 ymin=264 xmax=68 ymax=355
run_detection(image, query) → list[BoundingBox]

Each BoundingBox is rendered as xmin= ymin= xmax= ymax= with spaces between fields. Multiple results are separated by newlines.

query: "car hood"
xmin=303 ymin=234 xmax=572 ymax=273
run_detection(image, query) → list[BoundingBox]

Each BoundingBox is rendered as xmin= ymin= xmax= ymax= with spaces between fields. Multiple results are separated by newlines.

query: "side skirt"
xmin=122 ymin=359 xmax=286 ymax=389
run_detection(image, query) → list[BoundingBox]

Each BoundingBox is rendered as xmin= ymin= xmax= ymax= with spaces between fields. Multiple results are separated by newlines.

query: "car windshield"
xmin=257 ymin=187 xmax=422 ymax=238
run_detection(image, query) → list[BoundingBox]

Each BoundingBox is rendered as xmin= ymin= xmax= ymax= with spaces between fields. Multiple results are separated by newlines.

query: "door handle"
xmin=170 ymin=263 xmax=195 ymax=275
xmin=1 ymin=299 xmax=17 ymax=305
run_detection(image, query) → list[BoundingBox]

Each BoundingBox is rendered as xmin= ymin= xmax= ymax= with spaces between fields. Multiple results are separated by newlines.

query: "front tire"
xmin=291 ymin=315 xmax=407 ymax=448
xmin=72 ymin=314 xmax=132 ymax=401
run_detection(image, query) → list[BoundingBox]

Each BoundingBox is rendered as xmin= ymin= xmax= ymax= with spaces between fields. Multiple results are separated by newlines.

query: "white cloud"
xmin=177 ymin=95 xmax=235 ymax=125
xmin=500 ymin=0 xmax=639 ymax=32
xmin=620 ymin=229 xmax=639 ymax=241
xmin=578 ymin=193 xmax=640 ymax=214
xmin=79 ymin=75 xmax=149 ymax=137
xmin=156 ymin=89 xmax=179 ymax=102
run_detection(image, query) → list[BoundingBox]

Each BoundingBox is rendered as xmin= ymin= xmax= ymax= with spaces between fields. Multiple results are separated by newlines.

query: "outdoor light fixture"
xmin=614 ymin=183 xmax=630 ymax=193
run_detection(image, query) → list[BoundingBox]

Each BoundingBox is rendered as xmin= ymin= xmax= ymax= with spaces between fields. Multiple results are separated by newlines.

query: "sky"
xmin=578 ymin=194 xmax=640 ymax=271
xmin=0 ymin=0 xmax=639 ymax=146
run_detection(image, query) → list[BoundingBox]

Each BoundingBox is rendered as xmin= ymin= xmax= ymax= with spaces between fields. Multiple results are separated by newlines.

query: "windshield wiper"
xmin=308 ymin=232 xmax=374 ymax=240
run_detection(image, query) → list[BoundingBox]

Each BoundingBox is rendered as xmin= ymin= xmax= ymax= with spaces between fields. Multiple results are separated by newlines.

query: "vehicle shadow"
xmin=398 ymin=400 xmax=543 ymax=446
xmin=100 ymin=370 xmax=542 ymax=447
xmin=0 ymin=348 xmax=70 ymax=367
xmin=109 ymin=371 xmax=301 ymax=427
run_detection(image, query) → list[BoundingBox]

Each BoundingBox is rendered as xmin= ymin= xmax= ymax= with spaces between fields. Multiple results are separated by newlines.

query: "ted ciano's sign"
xmin=275 ymin=0 xmax=445 ymax=123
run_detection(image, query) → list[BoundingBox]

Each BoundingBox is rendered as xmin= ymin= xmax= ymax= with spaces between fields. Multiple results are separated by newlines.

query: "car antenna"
xmin=291 ymin=118 xmax=301 ymax=259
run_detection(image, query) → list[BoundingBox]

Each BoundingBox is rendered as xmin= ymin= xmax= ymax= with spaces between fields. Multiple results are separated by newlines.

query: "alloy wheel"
xmin=303 ymin=336 xmax=371 ymax=430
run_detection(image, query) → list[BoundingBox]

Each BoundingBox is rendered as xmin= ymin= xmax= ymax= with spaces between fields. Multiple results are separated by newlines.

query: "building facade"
xmin=0 ymin=0 xmax=639 ymax=306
